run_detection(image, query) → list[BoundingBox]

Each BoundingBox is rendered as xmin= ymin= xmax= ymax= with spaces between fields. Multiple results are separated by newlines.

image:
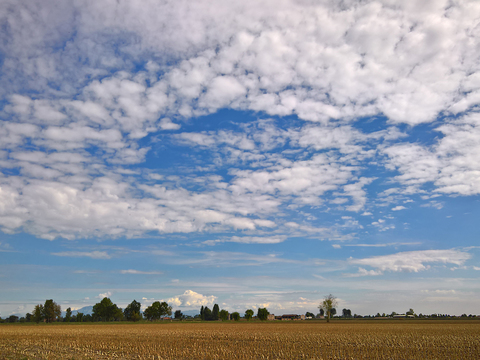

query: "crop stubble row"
xmin=0 ymin=320 xmax=479 ymax=359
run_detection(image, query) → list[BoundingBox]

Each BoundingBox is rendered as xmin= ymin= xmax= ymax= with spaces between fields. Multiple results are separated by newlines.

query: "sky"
xmin=1 ymin=0 xmax=480 ymax=318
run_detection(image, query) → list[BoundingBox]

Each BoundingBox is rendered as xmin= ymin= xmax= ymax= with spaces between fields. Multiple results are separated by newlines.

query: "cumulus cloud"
xmin=349 ymin=249 xmax=471 ymax=273
xmin=167 ymin=290 xmax=217 ymax=308
xmin=97 ymin=291 xmax=112 ymax=299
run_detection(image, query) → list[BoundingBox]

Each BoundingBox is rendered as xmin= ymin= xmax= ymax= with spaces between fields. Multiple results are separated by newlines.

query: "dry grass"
xmin=1 ymin=320 xmax=479 ymax=359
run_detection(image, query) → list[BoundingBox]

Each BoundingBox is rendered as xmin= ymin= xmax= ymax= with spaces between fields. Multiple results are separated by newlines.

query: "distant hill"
xmin=61 ymin=306 xmax=93 ymax=317
xmin=181 ymin=309 xmax=199 ymax=317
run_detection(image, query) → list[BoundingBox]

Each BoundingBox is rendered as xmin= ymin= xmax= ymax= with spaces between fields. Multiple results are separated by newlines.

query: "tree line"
xmin=1 ymin=294 xmax=477 ymax=323
xmin=0 ymin=298 xmax=174 ymax=324
xmin=199 ymin=305 xmax=267 ymax=321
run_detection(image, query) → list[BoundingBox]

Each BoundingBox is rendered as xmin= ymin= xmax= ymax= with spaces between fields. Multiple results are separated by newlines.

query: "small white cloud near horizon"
xmin=392 ymin=206 xmax=406 ymax=211
xmin=167 ymin=290 xmax=217 ymax=308
xmin=97 ymin=291 xmax=112 ymax=299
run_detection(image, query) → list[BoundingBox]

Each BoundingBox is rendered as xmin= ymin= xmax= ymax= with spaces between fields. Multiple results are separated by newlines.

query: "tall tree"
xmin=143 ymin=301 xmax=172 ymax=321
xmin=231 ymin=312 xmax=240 ymax=321
xmin=203 ymin=306 xmax=212 ymax=321
xmin=212 ymin=304 xmax=220 ymax=321
xmin=76 ymin=312 xmax=84 ymax=322
xmin=65 ymin=307 xmax=72 ymax=322
xmin=32 ymin=304 xmax=44 ymax=323
xmin=124 ymin=300 xmax=142 ymax=322
xmin=244 ymin=309 xmax=254 ymax=321
xmin=43 ymin=299 xmax=61 ymax=323
xmin=92 ymin=297 xmax=120 ymax=322
xmin=257 ymin=308 xmax=269 ymax=321
xmin=342 ymin=308 xmax=352 ymax=318
xmin=319 ymin=294 xmax=337 ymax=323
xmin=200 ymin=306 xmax=204 ymax=321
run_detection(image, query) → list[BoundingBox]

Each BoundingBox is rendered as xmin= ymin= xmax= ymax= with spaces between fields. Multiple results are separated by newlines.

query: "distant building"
xmin=267 ymin=314 xmax=275 ymax=321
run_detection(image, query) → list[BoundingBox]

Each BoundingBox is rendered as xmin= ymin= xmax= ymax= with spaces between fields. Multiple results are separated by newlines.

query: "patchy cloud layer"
xmin=1 ymin=0 xmax=480 ymax=240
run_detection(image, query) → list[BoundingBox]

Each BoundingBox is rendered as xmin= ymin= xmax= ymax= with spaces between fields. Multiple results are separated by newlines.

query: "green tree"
xmin=212 ymin=304 xmax=220 ymax=321
xmin=124 ymin=300 xmax=142 ymax=322
xmin=92 ymin=297 xmax=120 ymax=322
xmin=219 ymin=309 xmax=229 ymax=321
xmin=406 ymin=308 xmax=415 ymax=317
xmin=319 ymin=294 xmax=337 ymax=323
xmin=200 ymin=306 xmax=204 ymax=320
xmin=8 ymin=315 xmax=19 ymax=323
xmin=257 ymin=308 xmax=269 ymax=321
xmin=306 ymin=312 xmax=315 ymax=318
xmin=342 ymin=308 xmax=352 ymax=318
xmin=76 ymin=312 xmax=84 ymax=322
xmin=318 ymin=308 xmax=324 ymax=317
xmin=113 ymin=307 xmax=124 ymax=321
xmin=245 ymin=309 xmax=254 ymax=321
xmin=65 ymin=307 xmax=72 ymax=322
xmin=174 ymin=310 xmax=183 ymax=320
xmin=143 ymin=301 xmax=172 ymax=321
xmin=231 ymin=312 xmax=240 ymax=321
xmin=32 ymin=304 xmax=44 ymax=323
xmin=25 ymin=313 xmax=32 ymax=322
xmin=43 ymin=299 xmax=61 ymax=323
xmin=203 ymin=307 xmax=212 ymax=321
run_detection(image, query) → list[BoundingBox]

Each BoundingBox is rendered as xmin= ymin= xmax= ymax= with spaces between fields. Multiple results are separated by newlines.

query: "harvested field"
xmin=0 ymin=320 xmax=479 ymax=359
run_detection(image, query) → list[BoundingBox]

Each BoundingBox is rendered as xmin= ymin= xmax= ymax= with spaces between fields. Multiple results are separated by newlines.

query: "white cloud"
xmin=97 ymin=291 xmax=112 ymax=299
xmin=159 ymin=118 xmax=181 ymax=131
xmin=345 ymin=267 xmax=383 ymax=277
xmin=51 ymin=251 xmax=111 ymax=259
xmin=0 ymin=0 xmax=479 ymax=245
xmin=203 ymin=236 xmax=286 ymax=246
xmin=383 ymin=113 xmax=480 ymax=196
xmin=392 ymin=206 xmax=406 ymax=211
xmin=120 ymin=269 xmax=163 ymax=275
xmin=350 ymin=249 xmax=471 ymax=273
xmin=167 ymin=290 xmax=217 ymax=308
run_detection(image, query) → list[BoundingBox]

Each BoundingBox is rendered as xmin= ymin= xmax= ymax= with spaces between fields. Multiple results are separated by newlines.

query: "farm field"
xmin=0 ymin=320 xmax=479 ymax=359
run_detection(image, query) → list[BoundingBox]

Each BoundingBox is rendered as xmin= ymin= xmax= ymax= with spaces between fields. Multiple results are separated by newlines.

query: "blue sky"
xmin=1 ymin=0 xmax=480 ymax=317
